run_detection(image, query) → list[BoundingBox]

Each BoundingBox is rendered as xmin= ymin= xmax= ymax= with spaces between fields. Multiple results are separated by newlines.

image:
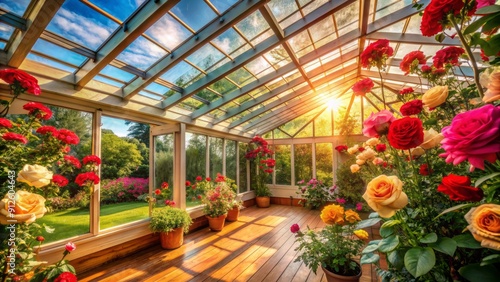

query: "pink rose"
xmin=65 ymin=242 xmax=76 ymax=252
xmin=362 ymin=110 xmax=396 ymax=138
xmin=440 ymin=105 xmax=500 ymax=170
xmin=290 ymin=223 xmax=300 ymax=233
xmin=477 ymin=0 xmax=495 ymax=9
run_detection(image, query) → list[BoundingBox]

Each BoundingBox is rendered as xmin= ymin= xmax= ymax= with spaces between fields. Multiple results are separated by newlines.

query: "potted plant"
xmin=226 ymin=198 xmax=243 ymax=222
xmin=202 ymin=179 xmax=236 ymax=231
xmin=296 ymin=178 xmax=334 ymax=209
xmin=149 ymin=205 xmax=193 ymax=249
xmin=245 ymin=135 xmax=275 ymax=207
xmin=291 ymin=204 xmax=367 ymax=281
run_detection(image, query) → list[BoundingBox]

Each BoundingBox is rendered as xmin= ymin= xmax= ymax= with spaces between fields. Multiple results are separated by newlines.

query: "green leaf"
xmin=404 ymin=247 xmax=436 ymax=278
xmin=423 ymin=118 xmax=437 ymax=126
xmin=434 ymin=33 xmax=445 ymax=43
xmin=459 ymin=263 xmax=500 ymax=282
xmin=378 ymin=235 xmax=399 ymax=252
xmin=362 ymin=243 xmax=380 ymax=254
xmin=482 ymin=14 xmax=500 ymax=33
xmin=381 ymin=220 xmax=400 ymax=228
xmin=475 ymin=172 xmax=500 ymax=187
xmin=420 ymin=232 xmax=437 ymax=244
xmin=387 ymin=250 xmax=405 ymax=270
xmin=368 ymin=212 xmax=380 ymax=218
xmin=464 ymin=13 xmax=498 ymax=34
xmin=430 ymin=237 xmax=457 ymax=256
xmin=476 ymin=4 xmax=500 ymax=14
xmin=379 ymin=225 xmax=394 ymax=238
xmin=361 ymin=252 xmax=380 ymax=264
xmin=356 ymin=218 xmax=381 ymax=229
xmin=481 ymin=254 xmax=500 ymax=266
xmin=453 ymin=233 xmax=482 ymax=249
xmin=435 ymin=203 xmax=476 ymax=219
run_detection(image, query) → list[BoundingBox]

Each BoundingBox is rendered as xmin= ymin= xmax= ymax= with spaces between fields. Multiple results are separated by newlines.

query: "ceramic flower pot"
xmin=207 ymin=214 xmax=227 ymax=231
xmin=321 ymin=262 xmax=362 ymax=282
xmin=255 ymin=196 xmax=270 ymax=208
xmin=226 ymin=206 xmax=240 ymax=222
xmin=159 ymin=227 xmax=184 ymax=249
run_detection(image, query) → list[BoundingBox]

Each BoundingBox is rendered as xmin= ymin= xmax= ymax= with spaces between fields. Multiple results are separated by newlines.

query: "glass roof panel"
xmin=209 ymin=78 xmax=238 ymax=95
xmin=335 ymin=1 xmax=359 ymax=36
xmin=87 ymin=0 xmax=146 ymax=22
xmin=227 ymin=68 xmax=256 ymax=87
xmin=208 ymin=0 xmax=239 ymax=14
xmin=250 ymin=29 xmax=274 ymax=46
xmin=394 ymin=43 xmax=422 ymax=59
xmin=406 ymin=14 xmax=422 ymax=34
xmin=268 ymin=0 xmax=299 ymax=22
xmin=378 ymin=19 xmax=405 ymax=33
xmin=160 ymin=60 xmax=201 ymax=87
xmin=0 ymin=0 xmax=30 ymax=17
xmin=266 ymin=77 xmax=286 ymax=91
xmin=116 ymin=36 xmax=167 ymax=70
xmin=264 ymin=45 xmax=292 ymax=68
xmin=0 ymin=42 xmax=5 ymax=50
xmin=138 ymin=91 xmax=163 ymax=101
xmin=0 ymin=22 xmax=15 ymax=42
xmin=180 ymin=97 xmax=204 ymax=110
xmin=245 ymin=56 xmax=273 ymax=77
xmin=235 ymin=10 xmax=270 ymax=41
xmin=235 ymin=94 xmax=252 ymax=104
xmin=279 ymin=11 xmax=303 ymax=29
xmin=300 ymin=0 xmax=329 ymax=17
xmin=288 ymin=29 xmax=313 ymax=58
xmin=145 ymin=83 xmax=170 ymax=95
xmin=196 ymin=89 xmax=220 ymax=102
xmin=211 ymin=28 xmax=246 ymax=55
xmin=374 ymin=0 xmax=413 ymax=22
xmin=171 ymin=0 xmax=217 ymax=32
xmin=94 ymin=75 xmax=123 ymax=88
xmin=32 ymin=39 xmax=87 ymax=67
xmin=186 ymin=44 xmax=225 ymax=70
xmin=46 ymin=0 xmax=118 ymax=50
xmin=309 ymin=16 xmax=336 ymax=48
xmin=27 ymin=53 xmax=76 ymax=73
xmin=145 ymin=13 xmax=192 ymax=51
xmin=100 ymin=65 xmax=136 ymax=82
xmin=219 ymin=101 xmax=239 ymax=112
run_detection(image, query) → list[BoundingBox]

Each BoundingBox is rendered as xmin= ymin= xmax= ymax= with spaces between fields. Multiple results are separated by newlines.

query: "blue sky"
xmin=102 ymin=116 xmax=130 ymax=137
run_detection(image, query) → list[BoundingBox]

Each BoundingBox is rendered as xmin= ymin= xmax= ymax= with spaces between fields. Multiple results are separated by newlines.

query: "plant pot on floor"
xmin=206 ymin=214 xmax=227 ymax=231
xmin=321 ymin=262 xmax=362 ymax=282
xmin=255 ymin=196 xmax=270 ymax=208
xmin=160 ymin=227 xmax=184 ymax=249
xmin=226 ymin=206 xmax=240 ymax=221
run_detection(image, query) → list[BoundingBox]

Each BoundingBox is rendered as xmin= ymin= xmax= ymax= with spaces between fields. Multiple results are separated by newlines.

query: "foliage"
xmin=202 ymin=176 xmax=237 ymax=217
xmin=149 ymin=206 xmax=192 ymax=234
xmin=292 ymin=204 xmax=366 ymax=276
xmin=296 ymin=178 xmax=334 ymax=209
xmin=100 ymin=177 xmax=149 ymax=204
xmin=245 ymin=136 xmax=275 ymax=197
xmin=125 ymin=120 xmax=150 ymax=147
xmin=100 ymin=131 xmax=143 ymax=179
xmin=334 ymin=156 xmax=366 ymax=206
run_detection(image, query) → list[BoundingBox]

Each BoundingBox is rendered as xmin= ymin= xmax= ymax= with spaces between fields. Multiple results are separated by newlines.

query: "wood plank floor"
xmin=79 ymin=205 xmax=378 ymax=282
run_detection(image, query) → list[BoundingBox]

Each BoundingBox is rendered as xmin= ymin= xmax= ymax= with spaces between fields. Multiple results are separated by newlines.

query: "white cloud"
xmin=146 ymin=15 xmax=191 ymax=50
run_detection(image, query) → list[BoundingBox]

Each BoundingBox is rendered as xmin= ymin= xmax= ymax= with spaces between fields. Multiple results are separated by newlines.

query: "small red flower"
xmin=400 ymin=100 xmax=423 ymax=116
xmin=65 ymin=242 xmax=76 ymax=252
xmin=23 ymin=102 xmax=52 ymax=120
xmin=161 ymin=182 xmax=169 ymax=189
xmin=400 ymin=51 xmax=427 ymax=75
xmin=399 ymin=87 xmax=414 ymax=95
xmin=2 ymin=132 xmax=28 ymax=144
xmin=433 ymin=46 xmax=465 ymax=69
xmin=421 ymin=65 xmax=432 ymax=73
xmin=419 ymin=164 xmax=433 ymax=176
xmin=0 ymin=118 xmax=12 ymax=128
xmin=57 ymin=129 xmax=80 ymax=145
xmin=358 ymin=147 xmax=365 ymax=152
xmin=185 ymin=180 xmax=191 ymax=186
xmin=335 ymin=145 xmax=348 ymax=153
xmin=438 ymin=174 xmax=483 ymax=201
xmin=36 ymin=125 xmax=58 ymax=137
xmin=375 ymin=144 xmax=386 ymax=152
xmin=36 ymin=236 xmax=45 ymax=242
xmin=196 ymin=176 xmax=202 ymax=182
xmin=83 ymin=155 xmax=101 ymax=165
xmin=63 ymin=155 xmax=81 ymax=169
xmin=54 ymin=272 xmax=77 ymax=282
xmin=52 ymin=174 xmax=69 ymax=187
xmin=360 ymin=39 xmax=394 ymax=69
xmin=75 ymin=172 xmax=100 ymax=186
xmin=206 ymin=177 xmax=211 ymax=181
xmin=155 ymin=189 xmax=161 ymax=195
xmin=0 ymin=69 xmax=41 ymax=95
xmin=352 ymin=78 xmax=374 ymax=96
xmin=290 ymin=223 xmax=300 ymax=233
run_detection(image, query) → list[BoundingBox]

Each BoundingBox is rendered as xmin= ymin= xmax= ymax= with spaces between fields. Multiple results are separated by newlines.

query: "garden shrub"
xmin=335 ymin=159 xmax=366 ymax=208
xmin=101 ymin=177 xmax=148 ymax=204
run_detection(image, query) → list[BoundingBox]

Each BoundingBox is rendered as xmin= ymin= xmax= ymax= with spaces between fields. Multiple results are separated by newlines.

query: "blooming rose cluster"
xmin=351 ymin=77 xmax=374 ymax=96
xmin=360 ymin=39 xmax=394 ymax=69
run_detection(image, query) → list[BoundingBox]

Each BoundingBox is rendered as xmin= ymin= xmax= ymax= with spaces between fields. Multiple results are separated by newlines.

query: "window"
xmin=185 ymin=133 xmax=207 ymax=207
xmin=275 ymin=144 xmax=292 ymax=185
xmin=294 ymin=144 xmax=312 ymax=183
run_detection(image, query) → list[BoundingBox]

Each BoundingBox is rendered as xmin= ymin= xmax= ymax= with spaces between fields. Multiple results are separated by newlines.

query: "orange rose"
xmin=345 ymin=209 xmax=361 ymax=223
xmin=422 ymin=85 xmax=448 ymax=109
xmin=465 ymin=204 xmax=500 ymax=251
xmin=420 ymin=128 xmax=444 ymax=150
xmin=0 ymin=191 xmax=47 ymax=224
xmin=320 ymin=204 xmax=344 ymax=225
xmin=363 ymin=175 xmax=408 ymax=218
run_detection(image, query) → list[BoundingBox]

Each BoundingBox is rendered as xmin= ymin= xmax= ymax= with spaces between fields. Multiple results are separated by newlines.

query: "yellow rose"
xmin=347 ymin=145 xmax=359 ymax=155
xmin=422 ymin=85 xmax=448 ymax=109
xmin=484 ymin=71 xmax=500 ymax=103
xmin=363 ymin=175 xmax=408 ymax=218
xmin=0 ymin=191 xmax=47 ymax=224
xmin=403 ymin=147 xmax=425 ymax=157
xmin=357 ymin=148 xmax=377 ymax=161
xmin=465 ymin=204 xmax=500 ymax=251
xmin=420 ymin=128 xmax=444 ymax=150
xmin=365 ymin=138 xmax=380 ymax=147
xmin=345 ymin=209 xmax=361 ymax=223
xmin=354 ymin=229 xmax=369 ymax=240
xmin=321 ymin=204 xmax=344 ymax=225
xmin=17 ymin=164 xmax=53 ymax=188
xmin=356 ymin=159 xmax=365 ymax=165
xmin=350 ymin=164 xmax=360 ymax=173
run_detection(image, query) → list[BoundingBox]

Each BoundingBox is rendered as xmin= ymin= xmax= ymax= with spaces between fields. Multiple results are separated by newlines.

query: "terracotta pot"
xmin=321 ymin=262 xmax=362 ymax=282
xmin=160 ymin=227 xmax=184 ymax=249
xmin=255 ymin=196 xmax=270 ymax=208
xmin=207 ymin=214 xmax=227 ymax=231
xmin=226 ymin=206 xmax=240 ymax=222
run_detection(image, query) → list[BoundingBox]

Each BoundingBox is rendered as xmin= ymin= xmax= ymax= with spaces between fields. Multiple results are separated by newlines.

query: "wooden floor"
xmin=79 ymin=205 xmax=378 ymax=282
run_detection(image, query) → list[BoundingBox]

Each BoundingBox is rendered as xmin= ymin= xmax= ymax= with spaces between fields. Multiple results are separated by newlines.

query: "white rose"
xmin=17 ymin=164 xmax=53 ymax=188
xmin=365 ymin=138 xmax=380 ymax=147
xmin=420 ymin=128 xmax=444 ymax=150
xmin=347 ymin=145 xmax=359 ymax=155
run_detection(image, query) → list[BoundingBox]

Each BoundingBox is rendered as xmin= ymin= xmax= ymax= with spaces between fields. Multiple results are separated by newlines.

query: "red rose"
xmin=54 ymin=272 xmax=77 ymax=282
xmin=23 ymin=102 xmax=52 ymax=120
xmin=83 ymin=155 xmax=101 ymax=165
xmin=75 ymin=172 xmax=100 ymax=186
xmin=65 ymin=242 xmax=76 ymax=252
xmin=36 ymin=236 xmax=45 ymax=242
xmin=63 ymin=155 xmax=81 ymax=169
xmin=420 ymin=0 xmax=465 ymax=36
xmin=360 ymin=39 xmax=394 ymax=69
xmin=2 ymin=132 xmax=28 ymax=144
xmin=375 ymin=144 xmax=386 ymax=152
xmin=352 ymin=78 xmax=374 ymax=96
xmin=161 ymin=182 xmax=169 ymax=189
xmin=400 ymin=51 xmax=427 ymax=75
xmin=185 ymin=180 xmax=191 ymax=186
xmin=52 ymin=174 xmax=69 ymax=187
xmin=358 ymin=147 xmax=365 ymax=152
xmin=437 ymin=174 xmax=483 ymax=201
xmin=433 ymin=46 xmax=465 ymax=69
xmin=0 ymin=69 xmax=41 ymax=95
xmin=419 ymin=164 xmax=433 ymax=175
xmin=36 ymin=125 xmax=58 ymax=137
xmin=399 ymin=87 xmax=414 ymax=95
xmin=421 ymin=65 xmax=432 ymax=73
xmin=155 ymin=189 xmax=161 ymax=195
xmin=205 ymin=177 xmax=211 ymax=181
xmin=400 ymin=100 xmax=423 ymax=116
xmin=335 ymin=145 xmax=348 ymax=153
xmin=57 ymin=129 xmax=80 ymax=145
xmin=387 ymin=117 xmax=424 ymax=150
xmin=196 ymin=176 xmax=202 ymax=182
xmin=290 ymin=223 xmax=300 ymax=233
xmin=0 ymin=118 xmax=12 ymax=128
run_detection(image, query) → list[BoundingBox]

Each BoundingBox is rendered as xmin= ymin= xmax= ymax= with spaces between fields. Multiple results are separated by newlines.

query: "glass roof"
xmin=0 ymin=0 xmax=476 ymax=137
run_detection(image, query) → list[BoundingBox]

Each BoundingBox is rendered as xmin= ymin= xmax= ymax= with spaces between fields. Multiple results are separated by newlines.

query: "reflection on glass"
xmin=316 ymin=143 xmax=333 ymax=185
xmin=275 ymin=144 xmax=292 ymax=185
xmin=171 ymin=0 xmax=217 ymax=32
xmin=225 ymin=140 xmax=237 ymax=182
xmin=116 ymin=36 xmax=167 ymax=71
xmin=186 ymin=133 xmax=207 ymax=207
xmin=154 ymin=134 xmax=174 ymax=205
xmin=0 ymin=0 xmax=30 ymax=16
xmin=100 ymin=117 xmax=150 ymax=230
xmin=35 ymin=107 xmax=93 ymax=243
xmin=294 ymin=143 xmax=312 ymax=182
xmin=209 ymin=137 xmax=223 ymax=178
xmin=88 ymin=0 xmax=146 ymax=22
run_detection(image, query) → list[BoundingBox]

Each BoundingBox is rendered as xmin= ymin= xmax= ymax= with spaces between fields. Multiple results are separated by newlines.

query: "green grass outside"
xmin=37 ymin=201 xmax=203 ymax=243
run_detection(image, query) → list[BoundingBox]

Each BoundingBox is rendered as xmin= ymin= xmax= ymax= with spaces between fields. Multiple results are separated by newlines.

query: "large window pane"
xmin=275 ymin=144 xmax=292 ymax=185
xmin=154 ymin=134 xmax=174 ymax=204
xmin=186 ymin=133 xmax=206 ymax=207
xmin=315 ymin=143 xmax=333 ymax=185
xmin=209 ymin=137 xmax=223 ymax=178
xmin=100 ymin=117 xmax=149 ymax=230
xmin=36 ymin=106 xmax=93 ymax=242
xmin=225 ymin=140 xmax=237 ymax=182
xmin=238 ymin=142 xmax=248 ymax=192
xmin=294 ymin=144 xmax=312 ymax=183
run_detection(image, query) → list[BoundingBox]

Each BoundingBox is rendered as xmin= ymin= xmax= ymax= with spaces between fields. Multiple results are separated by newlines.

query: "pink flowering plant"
xmin=202 ymin=176 xmax=237 ymax=218
xmin=296 ymin=178 xmax=334 ymax=210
